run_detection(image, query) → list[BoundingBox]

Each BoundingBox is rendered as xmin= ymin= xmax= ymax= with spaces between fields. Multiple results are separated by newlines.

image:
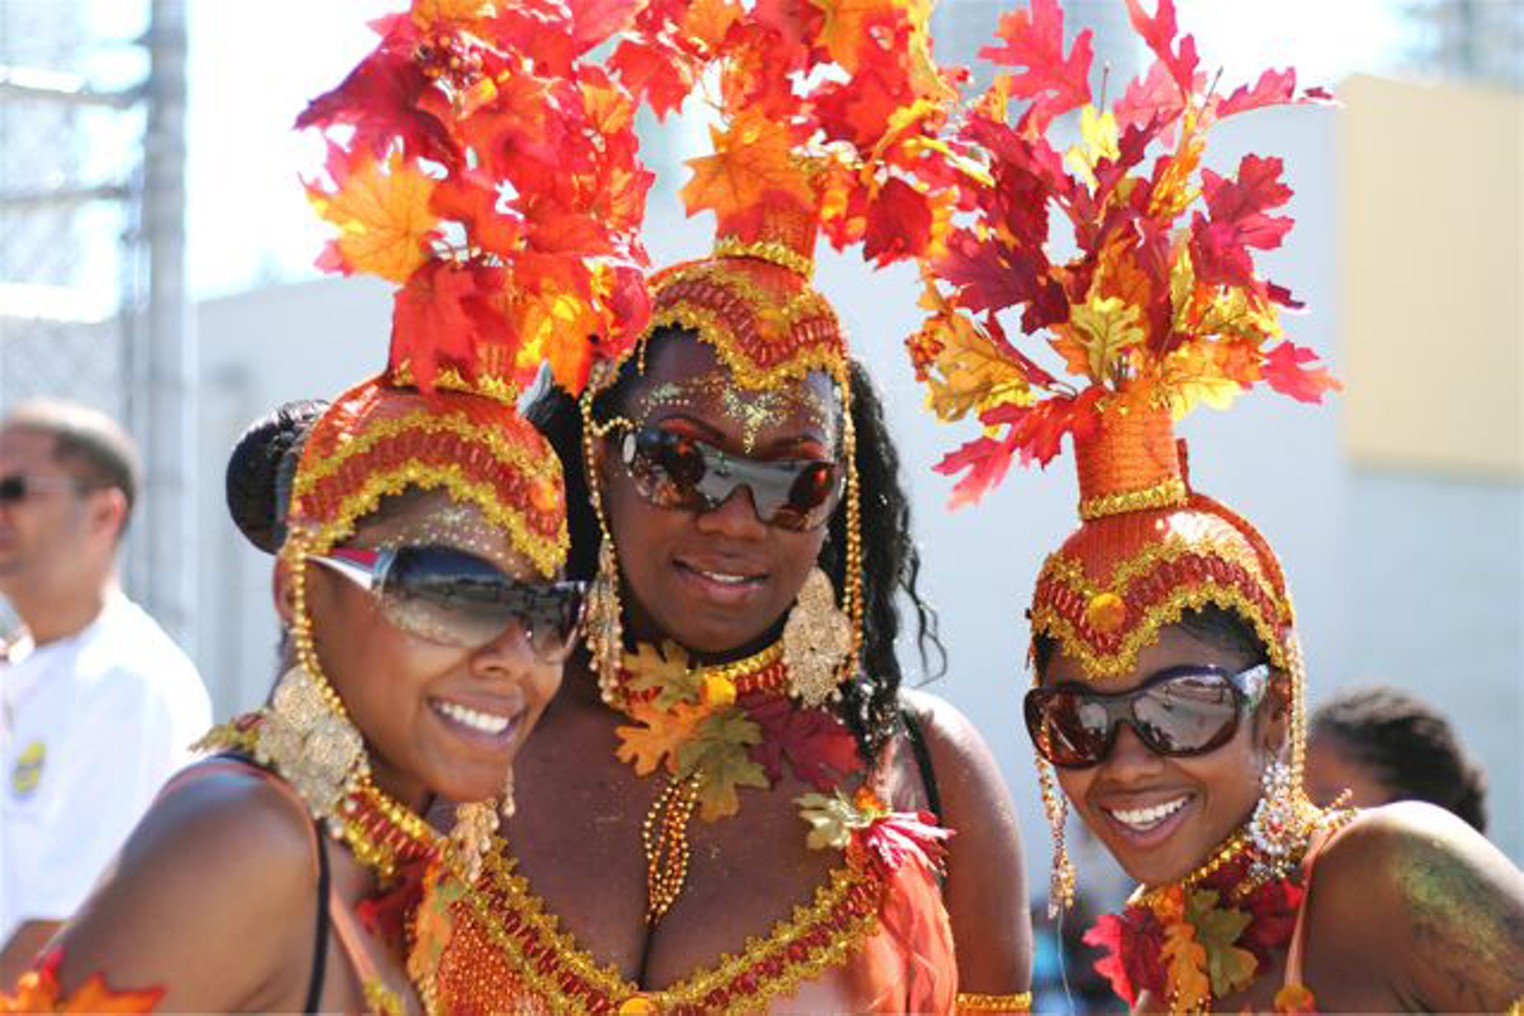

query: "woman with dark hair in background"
xmin=1308 ymin=686 xmax=1488 ymax=833
xmin=907 ymin=2 xmax=1524 ymax=1010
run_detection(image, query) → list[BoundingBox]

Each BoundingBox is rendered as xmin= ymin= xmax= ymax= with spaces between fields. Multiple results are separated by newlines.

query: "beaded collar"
xmin=1084 ymin=809 xmax=1354 ymax=1014
xmin=609 ymin=638 xmax=865 ymax=923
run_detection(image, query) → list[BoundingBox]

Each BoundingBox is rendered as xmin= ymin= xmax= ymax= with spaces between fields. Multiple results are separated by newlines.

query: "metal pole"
xmin=141 ymin=0 xmax=195 ymax=655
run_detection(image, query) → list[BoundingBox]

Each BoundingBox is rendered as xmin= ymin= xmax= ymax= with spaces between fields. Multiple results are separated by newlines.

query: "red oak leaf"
xmin=744 ymin=695 xmax=863 ymax=790
xmin=1189 ymin=155 xmax=1293 ymax=290
xmin=933 ymin=433 xmax=1018 ymax=509
xmin=1083 ymin=906 xmax=1167 ymax=1004
xmin=1261 ymin=341 xmax=1340 ymax=403
xmin=1115 ymin=59 xmax=1186 ymax=134
xmin=1123 ymin=0 xmax=1200 ymax=99
xmin=1216 ymin=67 xmax=1297 ymax=118
xmin=977 ymin=0 xmax=1092 ymax=132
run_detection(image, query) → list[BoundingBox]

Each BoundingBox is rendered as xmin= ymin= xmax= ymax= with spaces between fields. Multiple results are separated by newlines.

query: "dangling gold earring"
xmin=1037 ymin=758 xmax=1075 ymax=917
xmin=782 ymin=567 xmax=853 ymax=708
xmin=580 ymin=397 xmax=625 ymax=705
xmin=255 ymin=662 xmax=368 ymax=821
xmin=448 ymin=800 xmax=499 ymax=882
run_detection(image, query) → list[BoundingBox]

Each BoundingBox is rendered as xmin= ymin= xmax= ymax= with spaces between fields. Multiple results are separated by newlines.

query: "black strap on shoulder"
xmin=303 ymin=819 xmax=331 ymax=1015
xmin=900 ymin=708 xmax=942 ymax=822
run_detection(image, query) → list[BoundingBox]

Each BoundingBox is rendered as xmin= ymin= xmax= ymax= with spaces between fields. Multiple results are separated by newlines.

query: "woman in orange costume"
xmin=413 ymin=2 xmax=1034 ymax=1012
xmin=909 ymin=0 xmax=1524 ymax=1011
xmin=1 ymin=1 xmax=650 ymax=1011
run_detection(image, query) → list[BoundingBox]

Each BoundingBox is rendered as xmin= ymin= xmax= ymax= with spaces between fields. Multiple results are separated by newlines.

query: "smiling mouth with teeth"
xmin=1106 ymin=795 xmax=1190 ymax=830
xmin=433 ymin=699 xmax=514 ymax=736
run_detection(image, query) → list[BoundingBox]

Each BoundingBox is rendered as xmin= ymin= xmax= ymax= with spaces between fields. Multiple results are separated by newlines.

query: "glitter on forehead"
xmin=366 ymin=501 xmax=523 ymax=575
xmin=636 ymin=373 xmax=840 ymax=456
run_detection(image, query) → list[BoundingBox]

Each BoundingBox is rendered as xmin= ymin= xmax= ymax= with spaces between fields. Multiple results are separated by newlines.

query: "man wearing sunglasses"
xmin=0 ymin=401 xmax=209 ymax=984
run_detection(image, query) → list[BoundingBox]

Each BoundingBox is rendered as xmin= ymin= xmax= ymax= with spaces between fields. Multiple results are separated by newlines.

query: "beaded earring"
xmin=1037 ymin=757 xmax=1076 ymax=916
xmin=580 ymin=397 xmax=626 ymax=705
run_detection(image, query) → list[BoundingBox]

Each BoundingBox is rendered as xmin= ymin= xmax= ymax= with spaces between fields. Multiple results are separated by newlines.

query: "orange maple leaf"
xmin=683 ymin=0 xmax=743 ymax=53
xmin=679 ymin=112 xmax=813 ymax=225
xmin=811 ymin=0 xmax=901 ymax=75
xmin=1 ymin=952 xmax=162 ymax=1014
xmin=310 ymin=149 xmax=439 ymax=284
xmin=615 ymin=701 xmax=711 ymax=776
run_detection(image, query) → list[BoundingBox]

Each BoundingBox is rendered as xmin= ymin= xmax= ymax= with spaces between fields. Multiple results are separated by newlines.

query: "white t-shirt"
xmin=0 ymin=591 xmax=211 ymax=942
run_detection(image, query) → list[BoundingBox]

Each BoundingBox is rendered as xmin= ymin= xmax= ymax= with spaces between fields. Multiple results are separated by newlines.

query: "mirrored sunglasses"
xmin=1024 ymin=663 xmax=1271 ymax=769
xmin=615 ymin=423 xmax=843 ymax=532
xmin=309 ymin=546 xmax=586 ymax=663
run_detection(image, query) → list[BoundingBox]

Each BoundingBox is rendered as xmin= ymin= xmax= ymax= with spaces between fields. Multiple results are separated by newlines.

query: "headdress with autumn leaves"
xmin=580 ymin=0 xmax=973 ymax=694
xmin=907 ymin=0 xmax=1340 ymax=930
xmin=292 ymin=0 xmax=663 ymax=562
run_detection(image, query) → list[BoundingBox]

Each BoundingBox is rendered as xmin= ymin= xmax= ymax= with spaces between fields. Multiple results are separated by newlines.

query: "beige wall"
xmin=1340 ymin=75 xmax=1523 ymax=479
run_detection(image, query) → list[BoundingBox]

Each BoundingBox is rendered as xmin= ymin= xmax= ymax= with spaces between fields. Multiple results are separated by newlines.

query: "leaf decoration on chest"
xmin=612 ymin=640 xmax=865 ymax=823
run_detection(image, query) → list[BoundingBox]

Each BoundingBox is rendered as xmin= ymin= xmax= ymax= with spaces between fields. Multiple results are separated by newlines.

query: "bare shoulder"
xmin=899 ymin=689 xmax=1033 ymax=993
xmin=1314 ymin=801 xmax=1524 ymax=1009
xmin=53 ymin=761 xmax=321 ymax=1009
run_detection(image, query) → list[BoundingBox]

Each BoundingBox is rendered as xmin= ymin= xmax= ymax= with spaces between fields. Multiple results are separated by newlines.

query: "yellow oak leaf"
xmin=1066 ymin=293 xmax=1145 ymax=382
xmin=625 ymin=641 xmax=703 ymax=710
xmin=1064 ymin=104 xmax=1120 ymax=188
xmin=615 ymin=700 xmax=711 ymax=776
xmin=922 ymin=311 xmax=1034 ymax=422
xmin=1160 ymin=918 xmax=1211 ymax=1013
xmin=796 ymin=789 xmax=873 ymax=851
xmin=1161 ymin=341 xmax=1250 ymax=418
xmin=679 ymin=112 xmax=812 ymax=222
xmin=1148 ymin=113 xmax=1206 ymax=219
xmin=310 ymin=151 xmax=439 ymax=284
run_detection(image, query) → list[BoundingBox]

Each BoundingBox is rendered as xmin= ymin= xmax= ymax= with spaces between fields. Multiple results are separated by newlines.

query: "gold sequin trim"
xmin=1078 ymin=477 xmax=1188 ymax=521
xmin=1031 ymin=585 xmax=1289 ymax=681
xmin=714 ymin=235 xmax=814 ymax=278
xmin=1039 ymin=534 xmax=1281 ymax=606
xmin=389 ymin=361 xmax=522 ymax=406
xmin=294 ymin=409 xmax=557 ymax=497
xmin=298 ymin=465 xmax=568 ymax=578
xmin=648 ymin=304 xmax=847 ymax=391
xmin=459 ymin=847 xmax=886 ymax=1014
xmin=956 ymin=990 xmax=1033 ymax=1012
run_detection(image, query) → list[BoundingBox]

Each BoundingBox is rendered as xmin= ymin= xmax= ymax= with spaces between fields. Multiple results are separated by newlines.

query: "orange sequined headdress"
xmin=579 ymin=0 xmax=970 ymax=696
xmin=907 ymin=0 xmax=1337 ymax=907
xmin=290 ymin=0 xmax=658 ymax=566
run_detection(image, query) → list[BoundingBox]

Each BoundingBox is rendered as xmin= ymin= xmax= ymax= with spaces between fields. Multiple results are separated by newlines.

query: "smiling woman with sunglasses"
xmin=0 ymin=1 xmax=651 ymax=1009
xmin=904 ymin=2 xmax=1524 ymax=1009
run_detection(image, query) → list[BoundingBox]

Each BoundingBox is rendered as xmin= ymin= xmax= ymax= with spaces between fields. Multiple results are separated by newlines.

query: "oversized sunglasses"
xmin=0 ymin=474 xmax=83 ymax=503
xmin=308 ymin=546 xmax=586 ymax=663
xmin=1024 ymin=663 xmax=1271 ymax=769
xmin=614 ymin=423 xmax=843 ymax=532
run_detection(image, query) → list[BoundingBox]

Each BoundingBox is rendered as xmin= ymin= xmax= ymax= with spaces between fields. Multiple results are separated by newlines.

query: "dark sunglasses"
xmin=0 ymin=474 xmax=83 ymax=503
xmin=309 ymin=546 xmax=586 ymax=663
xmin=1024 ymin=663 xmax=1271 ymax=769
xmin=613 ymin=423 xmax=843 ymax=532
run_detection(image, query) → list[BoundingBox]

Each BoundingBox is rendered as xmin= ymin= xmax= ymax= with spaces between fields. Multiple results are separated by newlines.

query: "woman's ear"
xmin=1258 ymin=669 xmax=1293 ymax=755
xmin=272 ymin=557 xmax=299 ymax=627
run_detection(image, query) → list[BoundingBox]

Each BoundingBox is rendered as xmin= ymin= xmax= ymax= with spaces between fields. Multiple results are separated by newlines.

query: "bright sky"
xmin=183 ymin=0 xmax=1420 ymax=299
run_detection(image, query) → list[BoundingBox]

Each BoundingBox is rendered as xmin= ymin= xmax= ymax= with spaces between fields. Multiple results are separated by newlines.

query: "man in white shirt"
xmin=0 ymin=401 xmax=210 ymax=984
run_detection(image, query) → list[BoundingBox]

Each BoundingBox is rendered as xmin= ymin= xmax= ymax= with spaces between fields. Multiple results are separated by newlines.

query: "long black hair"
xmin=526 ymin=328 xmax=946 ymax=760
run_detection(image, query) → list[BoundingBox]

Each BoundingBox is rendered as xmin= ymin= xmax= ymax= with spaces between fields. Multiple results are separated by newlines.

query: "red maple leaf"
xmin=295 ymin=17 xmax=454 ymax=165
xmin=862 ymin=177 xmax=933 ymax=267
xmin=609 ymin=36 xmax=697 ymax=120
xmin=1123 ymin=0 xmax=1200 ymax=99
xmin=391 ymin=260 xmax=513 ymax=391
xmin=977 ymin=0 xmax=1093 ymax=131
xmin=1261 ymin=341 xmax=1340 ymax=403
xmin=430 ymin=173 xmax=523 ymax=259
xmin=744 ymin=695 xmax=863 ymax=790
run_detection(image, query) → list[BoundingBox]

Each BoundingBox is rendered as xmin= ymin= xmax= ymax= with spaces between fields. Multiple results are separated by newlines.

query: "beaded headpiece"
xmin=291 ymin=0 xmax=658 ymax=568
xmin=581 ymin=0 xmax=969 ymax=694
xmin=907 ymin=0 xmax=1337 ymax=908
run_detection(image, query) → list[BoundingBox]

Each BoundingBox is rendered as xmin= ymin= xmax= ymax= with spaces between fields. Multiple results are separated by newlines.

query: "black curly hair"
xmin=526 ymin=327 xmax=945 ymax=762
xmin=1311 ymin=686 xmax=1488 ymax=833
xmin=225 ymin=399 xmax=330 ymax=554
